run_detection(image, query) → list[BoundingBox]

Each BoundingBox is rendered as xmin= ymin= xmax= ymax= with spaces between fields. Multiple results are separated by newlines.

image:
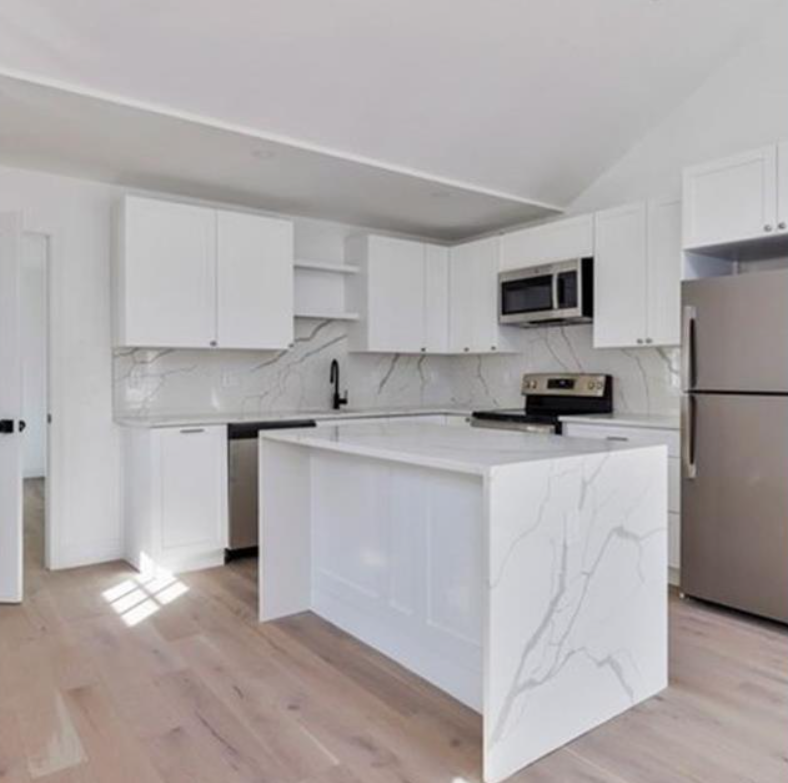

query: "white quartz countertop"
xmin=560 ymin=412 xmax=680 ymax=431
xmin=260 ymin=421 xmax=666 ymax=476
xmin=114 ymin=406 xmax=472 ymax=429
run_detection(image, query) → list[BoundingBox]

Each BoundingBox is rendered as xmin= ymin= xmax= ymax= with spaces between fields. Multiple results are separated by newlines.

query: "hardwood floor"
xmin=1 ymin=481 xmax=786 ymax=782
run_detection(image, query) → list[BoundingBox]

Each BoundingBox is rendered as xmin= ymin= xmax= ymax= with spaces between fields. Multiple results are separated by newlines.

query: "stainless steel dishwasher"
xmin=227 ymin=419 xmax=317 ymax=559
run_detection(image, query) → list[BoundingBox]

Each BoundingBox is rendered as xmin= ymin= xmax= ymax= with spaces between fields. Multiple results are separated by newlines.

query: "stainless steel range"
xmin=471 ymin=373 xmax=613 ymax=434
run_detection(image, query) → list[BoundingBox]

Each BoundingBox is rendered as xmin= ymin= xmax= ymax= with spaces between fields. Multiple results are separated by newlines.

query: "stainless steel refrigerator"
xmin=681 ymin=268 xmax=788 ymax=623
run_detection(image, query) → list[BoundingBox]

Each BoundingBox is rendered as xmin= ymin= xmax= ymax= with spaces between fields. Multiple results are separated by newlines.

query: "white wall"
xmin=0 ymin=166 xmax=121 ymax=568
xmin=570 ymin=4 xmax=788 ymax=212
xmin=21 ymin=233 xmax=47 ymax=479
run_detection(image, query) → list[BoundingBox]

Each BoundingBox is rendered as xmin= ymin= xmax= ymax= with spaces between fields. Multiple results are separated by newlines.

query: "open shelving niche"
xmin=294 ymin=258 xmax=360 ymax=321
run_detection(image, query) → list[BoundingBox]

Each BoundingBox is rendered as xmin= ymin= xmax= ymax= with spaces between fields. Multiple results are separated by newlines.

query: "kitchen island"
xmin=259 ymin=422 xmax=668 ymax=783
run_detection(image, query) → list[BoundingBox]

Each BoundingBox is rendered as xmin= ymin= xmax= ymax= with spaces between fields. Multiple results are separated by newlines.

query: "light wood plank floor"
xmin=1 ymin=480 xmax=786 ymax=782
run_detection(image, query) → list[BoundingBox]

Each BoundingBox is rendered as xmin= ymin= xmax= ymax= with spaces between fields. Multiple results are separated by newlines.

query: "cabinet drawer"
xmin=562 ymin=422 xmax=679 ymax=458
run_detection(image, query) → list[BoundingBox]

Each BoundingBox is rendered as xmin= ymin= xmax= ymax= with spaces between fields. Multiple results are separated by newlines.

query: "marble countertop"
xmin=560 ymin=412 xmax=680 ymax=431
xmin=260 ymin=421 xmax=667 ymax=476
xmin=114 ymin=406 xmax=472 ymax=428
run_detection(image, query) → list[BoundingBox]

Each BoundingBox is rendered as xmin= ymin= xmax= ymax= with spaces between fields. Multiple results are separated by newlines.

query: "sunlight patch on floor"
xmin=102 ymin=567 xmax=189 ymax=626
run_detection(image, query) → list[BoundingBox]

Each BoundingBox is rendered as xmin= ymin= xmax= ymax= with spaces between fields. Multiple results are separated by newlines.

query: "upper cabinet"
xmin=682 ymin=144 xmax=783 ymax=250
xmin=499 ymin=214 xmax=594 ymax=271
xmin=347 ymin=234 xmax=513 ymax=354
xmin=114 ymin=196 xmax=293 ymax=350
xmin=448 ymin=236 xmax=516 ymax=354
xmin=347 ymin=234 xmax=436 ymax=353
xmin=594 ymin=199 xmax=681 ymax=349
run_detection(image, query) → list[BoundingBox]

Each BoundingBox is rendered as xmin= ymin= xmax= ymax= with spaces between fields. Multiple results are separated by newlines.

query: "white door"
xmin=778 ymin=140 xmax=788 ymax=235
xmin=646 ymin=199 xmax=682 ymax=346
xmin=216 ymin=211 xmax=294 ymax=350
xmin=0 ymin=213 xmax=23 ymax=603
xmin=367 ymin=236 xmax=425 ymax=353
xmin=158 ymin=426 xmax=228 ymax=563
xmin=424 ymin=244 xmax=449 ymax=353
xmin=682 ymin=145 xmax=778 ymax=249
xmin=447 ymin=242 xmax=476 ymax=354
xmin=593 ymin=203 xmax=648 ymax=349
xmin=119 ymin=196 xmax=217 ymax=348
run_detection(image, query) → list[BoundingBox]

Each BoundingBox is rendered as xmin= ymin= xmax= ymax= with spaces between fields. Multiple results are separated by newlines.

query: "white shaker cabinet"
xmin=682 ymin=145 xmax=779 ymax=249
xmin=449 ymin=236 xmax=516 ymax=354
xmin=123 ymin=424 xmax=228 ymax=575
xmin=114 ymin=196 xmax=294 ymax=350
xmin=424 ymin=244 xmax=450 ymax=353
xmin=499 ymin=214 xmax=594 ymax=271
xmin=347 ymin=234 xmax=427 ymax=353
xmin=593 ymin=200 xmax=680 ymax=349
xmin=216 ymin=209 xmax=293 ymax=350
xmin=115 ymin=197 xmax=217 ymax=348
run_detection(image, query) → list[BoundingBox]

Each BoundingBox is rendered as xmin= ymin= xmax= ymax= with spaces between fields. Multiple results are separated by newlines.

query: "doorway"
xmin=21 ymin=232 xmax=49 ymax=589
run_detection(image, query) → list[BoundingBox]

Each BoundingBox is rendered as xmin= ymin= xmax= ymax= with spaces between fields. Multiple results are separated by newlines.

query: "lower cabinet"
xmin=561 ymin=421 xmax=681 ymax=577
xmin=123 ymin=425 xmax=228 ymax=575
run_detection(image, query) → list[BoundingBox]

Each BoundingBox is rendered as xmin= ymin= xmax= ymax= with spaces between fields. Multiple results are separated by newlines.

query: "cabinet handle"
xmin=491 ymin=345 xmax=497 ymax=351
xmin=636 ymin=338 xmax=644 ymax=345
xmin=779 ymin=222 xmax=787 ymax=231
xmin=463 ymin=347 xmax=469 ymax=352
xmin=764 ymin=224 xmax=774 ymax=233
xmin=606 ymin=435 xmax=629 ymax=442
xmin=645 ymin=337 xmax=653 ymax=344
xmin=179 ymin=428 xmax=205 ymax=434
xmin=421 ymin=347 xmax=426 ymax=353
xmin=209 ymin=340 xmax=217 ymax=347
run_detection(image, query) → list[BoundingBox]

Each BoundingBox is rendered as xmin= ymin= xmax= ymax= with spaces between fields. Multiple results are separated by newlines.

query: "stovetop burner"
xmin=471 ymin=373 xmax=613 ymax=434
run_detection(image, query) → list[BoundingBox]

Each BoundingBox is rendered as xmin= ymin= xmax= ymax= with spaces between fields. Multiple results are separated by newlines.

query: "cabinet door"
xmin=158 ymin=426 xmax=227 ymax=560
xmin=593 ymin=203 xmax=648 ymax=349
xmin=424 ymin=244 xmax=449 ymax=353
xmin=499 ymin=214 xmax=593 ymax=271
xmin=448 ymin=241 xmax=479 ymax=354
xmin=217 ymin=211 xmax=293 ymax=350
xmin=119 ymin=197 xmax=217 ymax=348
xmin=646 ymin=200 xmax=681 ymax=346
xmin=682 ymin=145 xmax=778 ymax=249
xmin=778 ymin=140 xmax=788 ymax=234
xmin=367 ymin=236 xmax=425 ymax=352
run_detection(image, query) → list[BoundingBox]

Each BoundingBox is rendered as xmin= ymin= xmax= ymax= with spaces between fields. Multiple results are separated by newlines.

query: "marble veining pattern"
xmin=114 ymin=323 xmax=680 ymax=420
xmin=484 ymin=449 xmax=668 ymax=782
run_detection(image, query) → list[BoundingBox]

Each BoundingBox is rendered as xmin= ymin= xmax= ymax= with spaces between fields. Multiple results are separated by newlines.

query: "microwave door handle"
xmin=681 ymin=305 xmax=697 ymax=391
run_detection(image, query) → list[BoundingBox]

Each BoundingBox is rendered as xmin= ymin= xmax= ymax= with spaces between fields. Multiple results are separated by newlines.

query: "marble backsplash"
xmin=113 ymin=321 xmax=681 ymax=418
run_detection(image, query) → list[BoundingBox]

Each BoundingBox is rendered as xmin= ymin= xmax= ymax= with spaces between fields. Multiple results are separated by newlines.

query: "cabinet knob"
xmin=491 ymin=345 xmax=497 ymax=351
xmin=645 ymin=337 xmax=653 ymax=344
xmin=779 ymin=222 xmax=787 ymax=231
xmin=764 ymin=224 xmax=774 ymax=232
xmin=637 ymin=338 xmax=644 ymax=345
xmin=209 ymin=340 xmax=217 ymax=347
xmin=463 ymin=347 xmax=469 ymax=352
xmin=421 ymin=347 xmax=426 ymax=353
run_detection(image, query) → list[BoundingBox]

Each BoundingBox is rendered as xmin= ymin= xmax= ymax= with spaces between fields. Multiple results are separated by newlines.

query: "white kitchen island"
xmin=259 ymin=422 xmax=668 ymax=783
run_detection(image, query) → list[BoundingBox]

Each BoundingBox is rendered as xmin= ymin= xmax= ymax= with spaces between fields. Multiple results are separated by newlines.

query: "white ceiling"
xmin=0 ymin=75 xmax=558 ymax=240
xmin=0 ymin=0 xmax=777 ymax=231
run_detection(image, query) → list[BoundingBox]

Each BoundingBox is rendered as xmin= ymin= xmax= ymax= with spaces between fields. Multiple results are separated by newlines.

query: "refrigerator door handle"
xmin=682 ymin=305 xmax=697 ymax=391
xmin=682 ymin=394 xmax=698 ymax=480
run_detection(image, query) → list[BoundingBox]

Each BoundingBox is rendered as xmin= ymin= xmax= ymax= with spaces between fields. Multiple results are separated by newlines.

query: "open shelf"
xmin=294 ymin=260 xmax=360 ymax=274
xmin=294 ymin=311 xmax=360 ymax=322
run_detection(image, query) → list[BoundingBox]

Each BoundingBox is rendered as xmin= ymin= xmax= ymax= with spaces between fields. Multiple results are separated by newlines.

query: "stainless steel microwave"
xmin=498 ymin=257 xmax=594 ymax=326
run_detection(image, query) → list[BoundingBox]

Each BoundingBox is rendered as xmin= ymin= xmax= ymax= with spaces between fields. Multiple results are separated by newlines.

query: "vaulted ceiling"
xmin=0 ymin=0 xmax=777 ymax=236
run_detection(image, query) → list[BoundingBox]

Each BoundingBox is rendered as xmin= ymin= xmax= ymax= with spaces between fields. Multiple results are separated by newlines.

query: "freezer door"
xmin=682 ymin=269 xmax=788 ymax=393
xmin=681 ymin=393 xmax=788 ymax=622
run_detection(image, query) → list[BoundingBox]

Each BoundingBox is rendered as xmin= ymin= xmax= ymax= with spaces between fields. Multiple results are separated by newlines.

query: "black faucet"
xmin=330 ymin=359 xmax=348 ymax=410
